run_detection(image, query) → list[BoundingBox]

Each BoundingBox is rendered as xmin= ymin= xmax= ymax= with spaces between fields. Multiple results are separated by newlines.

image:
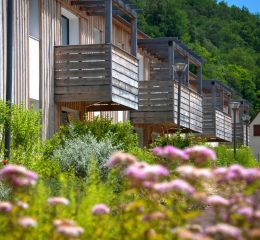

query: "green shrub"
xmin=53 ymin=134 xmax=119 ymax=179
xmin=215 ymin=145 xmax=258 ymax=167
xmin=47 ymin=118 xmax=138 ymax=153
xmin=151 ymin=132 xmax=206 ymax=149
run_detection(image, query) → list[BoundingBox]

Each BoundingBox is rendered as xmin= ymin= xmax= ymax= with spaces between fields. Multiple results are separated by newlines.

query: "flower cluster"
xmin=54 ymin=219 xmax=84 ymax=237
xmin=92 ymin=204 xmax=110 ymax=215
xmin=0 ymin=164 xmax=38 ymax=187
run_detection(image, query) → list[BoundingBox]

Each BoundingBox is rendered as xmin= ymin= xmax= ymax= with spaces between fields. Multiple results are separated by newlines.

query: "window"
xmin=29 ymin=0 xmax=40 ymax=39
xmin=61 ymin=16 xmax=69 ymax=45
xmin=254 ymin=125 xmax=260 ymax=136
xmin=94 ymin=28 xmax=103 ymax=44
xmin=61 ymin=8 xmax=79 ymax=45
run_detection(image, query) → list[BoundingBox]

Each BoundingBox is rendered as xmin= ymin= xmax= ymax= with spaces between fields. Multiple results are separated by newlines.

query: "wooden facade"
xmin=231 ymin=99 xmax=250 ymax=145
xmin=202 ymin=80 xmax=232 ymax=142
xmin=0 ymin=0 xmax=29 ymax=106
xmin=130 ymin=38 xmax=204 ymax=146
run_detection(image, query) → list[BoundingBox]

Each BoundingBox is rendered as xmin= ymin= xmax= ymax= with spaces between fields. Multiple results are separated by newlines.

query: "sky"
xmin=219 ymin=0 xmax=260 ymax=13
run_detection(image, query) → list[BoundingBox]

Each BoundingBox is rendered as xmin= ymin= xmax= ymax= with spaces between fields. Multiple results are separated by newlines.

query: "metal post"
xmin=233 ymin=108 xmax=237 ymax=160
xmin=177 ymin=72 xmax=182 ymax=131
xmin=4 ymin=0 xmax=14 ymax=160
xmin=246 ymin=122 xmax=248 ymax=146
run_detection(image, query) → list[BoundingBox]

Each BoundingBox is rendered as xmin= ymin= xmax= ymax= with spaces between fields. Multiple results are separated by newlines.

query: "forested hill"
xmin=133 ymin=0 xmax=260 ymax=115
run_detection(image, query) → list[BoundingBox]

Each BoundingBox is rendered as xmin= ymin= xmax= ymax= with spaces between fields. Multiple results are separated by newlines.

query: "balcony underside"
xmin=130 ymin=80 xmax=203 ymax=133
xmin=54 ymin=44 xmax=139 ymax=111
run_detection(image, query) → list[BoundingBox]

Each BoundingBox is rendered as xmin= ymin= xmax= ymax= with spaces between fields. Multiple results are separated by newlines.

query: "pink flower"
xmin=54 ymin=219 xmax=77 ymax=227
xmin=176 ymin=166 xmax=213 ymax=179
xmin=0 ymin=201 xmax=12 ymax=212
xmin=153 ymin=146 xmax=188 ymax=161
xmin=207 ymin=195 xmax=229 ymax=206
xmin=184 ymin=146 xmax=216 ymax=163
xmin=236 ymin=207 xmax=253 ymax=218
xmin=106 ymin=152 xmax=137 ymax=168
xmin=56 ymin=226 xmax=84 ymax=237
xmin=242 ymin=168 xmax=260 ymax=183
xmin=153 ymin=179 xmax=195 ymax=195
xmin=0 ymin=165 xmax=38 ymax=187
xmin=205 ymin=223 xmax=242 ymax=239
xmin=47 ymin=197 xmax=69 ymax=206
xmin=17 ymin=217 xmax=37 ymax=228
xmin=92 ymin=204 xmax=110 ymax=215
xmin=17 ymin=201 xmax=29 ymax=209
xmin=125 ymin=162 xmax=169 ymax=183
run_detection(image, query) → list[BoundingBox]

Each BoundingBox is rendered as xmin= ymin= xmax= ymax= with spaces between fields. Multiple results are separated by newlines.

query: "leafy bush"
xmin=53 ymin=134 xmax=119 ymax=179
xmin=151 ymin=132 xmax=206 ymax=149
xmin=215 ymin=145 xmax=258 ymax=167
xmin=47 ymin=118 xmax=138 ymax=154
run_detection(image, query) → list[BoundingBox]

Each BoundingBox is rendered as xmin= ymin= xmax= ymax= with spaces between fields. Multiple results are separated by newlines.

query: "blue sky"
xmin=219 ymin=0 xmax=260 ymax=13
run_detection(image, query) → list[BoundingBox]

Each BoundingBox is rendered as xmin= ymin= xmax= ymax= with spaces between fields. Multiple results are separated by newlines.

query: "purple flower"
xmin=47 ymin=197 xmax=69 ymax=206
xmin=125 ymin=162 xmax=169 ymax=183
xmin=205 ymin=223 xmax=242 ymax=239
xmin=185 ymin=146 xmax=216 ymax=163
xmin=0 ymin=165 xmax=38 ymax=187
xmin=153 ymin=146 xmax=188 ymax=161
xmin=0 ymin=201 xmax=13 ymax=212
xmin=17 ymin=217 xmax=37 ymax=228
xmin=106 ymin=152 xmax=137 ymax=168
xmin=242 ymin=168 xmax=260 ymax=183
xmin=153 ymin=179 xmax=195 ymax=195
xmin=207 ymin=195 xmax=229 ymax=206
xmin=92 ymin=204 xmax=110 ymax=215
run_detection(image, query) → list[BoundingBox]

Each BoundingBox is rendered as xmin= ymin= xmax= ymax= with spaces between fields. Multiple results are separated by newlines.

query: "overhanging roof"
xmin=138 ymin=37 xmax=205 ymax=65
xmin=203 ymin=80 xmax=232 ymax=95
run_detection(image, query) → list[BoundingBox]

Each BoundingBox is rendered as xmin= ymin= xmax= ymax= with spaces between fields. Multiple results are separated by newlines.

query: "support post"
xmin=186 ymin=56 xmax=189 ymax=87
xmin=131 ymin=17 xmax=137 ymax=57
xmin=233 ymin=109 xmax=237 ymax=160
xmin=105 ymin=0 xmax=112 ymax=44
xmin=168 ymin=41 xmax=174 ymax=80
xmin=197 ymin=65 xmax=202 ymax=94
xmin=4 ymin=0 xmax=14 ymax=160
xmin=177 ymin=72 xmax=182 ymax=131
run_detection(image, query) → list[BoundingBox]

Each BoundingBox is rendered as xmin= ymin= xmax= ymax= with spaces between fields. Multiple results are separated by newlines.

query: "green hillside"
xmin=133 ymin=0 xmax=260 ymax=115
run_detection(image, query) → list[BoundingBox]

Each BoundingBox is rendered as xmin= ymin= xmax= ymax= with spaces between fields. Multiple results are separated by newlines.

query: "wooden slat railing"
xmin=54 ymin=44 xmax=138 ymax=110
xmin=131 ymin=80 xmax=203 ymax=133
xmin=215 ymin=110 xmax=232 ymax=142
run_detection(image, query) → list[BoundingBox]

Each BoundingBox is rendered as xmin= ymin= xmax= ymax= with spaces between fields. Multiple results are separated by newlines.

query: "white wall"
xmin=29 ymin=37 xmax=40 ymax=103
xmin=249 ymin=113 xmax=260 ymax=161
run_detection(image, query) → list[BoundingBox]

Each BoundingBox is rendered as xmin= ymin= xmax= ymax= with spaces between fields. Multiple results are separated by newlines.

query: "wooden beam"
xmin=197 ymin=65 xmax=202 ymax=94
xmin=168 ymin=41 xmax=174 ymax=80
xmin=105 ymin=0 xmax=112 ymax=44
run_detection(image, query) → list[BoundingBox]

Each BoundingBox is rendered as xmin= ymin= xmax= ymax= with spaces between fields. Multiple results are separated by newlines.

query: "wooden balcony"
xmin=54 ymin=44 xmax=139 ymax=110
xmin=130 ymin=80 xmax=203 ymax=133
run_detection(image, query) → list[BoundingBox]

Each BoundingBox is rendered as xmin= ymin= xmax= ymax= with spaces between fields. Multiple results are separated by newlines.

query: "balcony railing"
xmin=54 ymin=44 xmax=139 ymax=110
xmin=215 ymin=110 xmax=232 ymax=142
xmin=130 ymin=80 xmax=203 ymax=133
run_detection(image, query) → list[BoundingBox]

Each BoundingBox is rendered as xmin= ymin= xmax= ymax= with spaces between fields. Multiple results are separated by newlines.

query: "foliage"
xmin=45 ymin=118 xmax=138 ymax=160
xmin=215 ymin=145 xmax=259 ymax=167
xmin=0 ymin=146 xmax=259 ymax=239
xmin=132 ymin=0 xmax=260 ymax=116
xmin=53 ymin=134 xmax=119 ymax=179
xmin=150 ymin=132 xmax=206 ymax=149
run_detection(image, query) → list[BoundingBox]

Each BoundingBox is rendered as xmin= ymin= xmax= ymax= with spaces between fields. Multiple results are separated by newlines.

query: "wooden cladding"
xmin=130 ymin=80 xmax=203 ymax=133
xmin=54 ymin=43 xmax=138 ymax=110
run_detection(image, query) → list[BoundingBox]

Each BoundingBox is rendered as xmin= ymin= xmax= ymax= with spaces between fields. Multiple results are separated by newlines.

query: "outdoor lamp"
xmin=230 ymin=101 xmax=240 ymax=160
